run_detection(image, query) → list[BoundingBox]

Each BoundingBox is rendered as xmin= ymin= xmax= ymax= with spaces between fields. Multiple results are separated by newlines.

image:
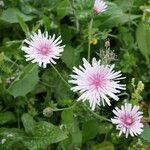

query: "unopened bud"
xmin=105 ymin=40 xmax=110 ymax=48
xmin=43 ymin=107 xmax=53 ymax=118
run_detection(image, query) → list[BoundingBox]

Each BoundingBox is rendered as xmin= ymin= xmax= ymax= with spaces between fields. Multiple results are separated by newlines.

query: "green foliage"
xmin=136 ymin=23 xmax=150 ymax=70
xmin=141 ymin=124 xmax=150 ymax=142
xmin=61 ymin=45 xmax=81 ymax=69
xmin=21 ymin=113 xmax=35 ymax=135
xmin=0 ymin=0 xmax=150 ymax=149
xmin=0 ymin=111 xmax=16 ymax=125
xmin=8 ymin=64 xmax=39 ymax=97
xmin=91 ymin=141 xmax=114 ymax=150
xmin=0 ymin=8 xmax=34 ymax=23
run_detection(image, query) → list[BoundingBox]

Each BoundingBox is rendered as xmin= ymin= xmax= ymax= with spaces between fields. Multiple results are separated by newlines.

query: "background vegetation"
xmin=0 ymin=0 xmax=150 ymax=149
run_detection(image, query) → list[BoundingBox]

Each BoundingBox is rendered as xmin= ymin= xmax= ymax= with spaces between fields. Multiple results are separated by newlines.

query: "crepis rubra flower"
xmin=21 ymin=30 xmax=65 ymax=68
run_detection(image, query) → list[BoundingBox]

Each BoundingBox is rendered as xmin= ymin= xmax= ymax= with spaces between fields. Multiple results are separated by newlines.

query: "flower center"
xmin=89 ymin=73 xmax=106 ymax=90
xmin=39 ymin=47 xmax=49 ymax=56
xmin=124 ymin=117 xmax=133 ymax=125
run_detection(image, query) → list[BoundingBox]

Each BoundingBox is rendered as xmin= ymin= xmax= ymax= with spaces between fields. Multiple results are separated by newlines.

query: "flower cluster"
xmin=20 ymin=0 xmax=144 ymax=139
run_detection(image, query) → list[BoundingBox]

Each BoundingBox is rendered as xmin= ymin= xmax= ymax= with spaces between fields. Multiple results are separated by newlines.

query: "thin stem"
xmin=51 ymin=102 xmax=77 ymax=112
xmin=87 ymin=17 xmax=94 ymax=62
xmin=40 ymin=80 xmax=56 ymax=88
xmin=50 ymin=63 xmax=71 ymax=88
xmin=69 ymin=0 xmax=79 ymax=33
xmin=83 ymin=103 xmax=112 ymax=123
xmin=17 ymin=110 xmax=20 ymax=128
xmin=117 ymin=92 xmax=130 ymax=100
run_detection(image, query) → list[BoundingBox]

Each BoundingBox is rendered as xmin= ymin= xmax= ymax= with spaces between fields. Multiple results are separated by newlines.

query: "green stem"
xmin=117 ymin=92 xmax=130 ymax=100
xmin=69 ymin=0 xmax=79 ymax=33
xmin=40 ymin=80 xmax=55 ymax=88
xmin=87 ymin=18 xmax=94 ymax=62
xmin=17 ymin=110 xmax=20 ymax=128
xmin=51 ymin=102 xmax=77 ymax=112
xmin=50 ymin=63 xmax=71 ymax=88
xmin=83 ymin=103 xmax=112 ymax=123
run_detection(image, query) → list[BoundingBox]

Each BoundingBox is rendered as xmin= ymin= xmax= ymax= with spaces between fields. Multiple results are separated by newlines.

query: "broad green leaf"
xmin=91 ymin=141 xmax=114 ymax=150
xmin=0 ymin=111 xmax=16 ymax=125
xmin=23 ymin=121 xmax=68 ymax=150
xmin=0 ymin=8 xmax=34 ymax=23
xmin=21 ymin=113 xmax=35 ymax=135
xmin=0 ymin=128 xmax=26 ymax=141
xmin=8 ymin=64 xmax=39 ymax=97
xmin=99 ymin=2 xmax=140 ymax=29
xmin=0 ymin=128 xmax=28 ymax=150
xmin=71 ymin=131 xmax=82 ymax=147
xmin=141 ymin=124 xmax=150 ymax=142
xmin=61 ymin=45 xmax=81 ymax=69
xmin=61 ymin=109 xmax=74 ymax=124
xmin=82 ymin=119 xmax=99 ymax=141
xmin=136 ymin=23 xmax=150 ymax=66
xmin=100 ymin=14 xmax=140 ymax=29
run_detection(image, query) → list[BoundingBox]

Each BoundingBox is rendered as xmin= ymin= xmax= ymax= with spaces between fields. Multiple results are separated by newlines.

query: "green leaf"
xmin=99 ymin=2 xmax=140 ymax=29
xmin=23 ymin=121 xmax=68 ymax=150
xmin=100 ymin=14 xmax=140 ymax=29
xmin=42 ymin=16 xmax=51 ymax=32
xmin=98 ymin=122 xmax=113 ymax=134
xmin=71 ymin=131 xmax=82 ymax=147
xmin=57 ymin=0 xmax=70 ymax=20
xmin=136 ymin=23 xmax=150 ymax=66
xmin=61 ymin=45 xmax=81 ymax=69
xmin=0 ymin=8 xmax=34 ymax=23
xmin=18 ymin=16 xmax=29 ymax=34
xmin=61 ymin=109 xmax=74 ymax=124
xmin=82 ymin=119 xmax=99 ymax=141
xmin=8 ymin=64 xmax=39 ymax=97
xmin=21 ymin=113 xmax=35 ymax=135
xmin=0 ymin=111 xmax=16 ymax=125
xmin=141 ymin=124 xmax=150 ymax=142
xmin=91 ymin=141 xmax=114 ymax=150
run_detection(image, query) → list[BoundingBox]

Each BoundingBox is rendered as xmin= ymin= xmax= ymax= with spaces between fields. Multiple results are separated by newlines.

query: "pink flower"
xmin=21 ymin=30 xmax=65 ymax=68
xmin=93 ymin=0 xmax=107 ymax=13
xmin=111 ymin=103 xmax=144 ymax=138
xmin=69 ymin=58 xmax=125 ymax=110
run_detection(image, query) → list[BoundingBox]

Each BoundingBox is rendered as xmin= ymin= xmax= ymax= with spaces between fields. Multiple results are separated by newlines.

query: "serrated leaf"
xmin=0 ymin=8 xmax=34 ymax=23
xmin=21 ymin=113 xmax=35 ymax=135
xmin=0 ymin=112 xmax=16 ymax=125
xmin=8 ymin=64 xmax=39 ymax=97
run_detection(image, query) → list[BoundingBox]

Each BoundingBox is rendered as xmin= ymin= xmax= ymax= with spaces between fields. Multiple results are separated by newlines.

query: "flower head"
xmin=93 ymin=0 xmax=107 ymax=13
xmin=21 ymin=30 xmax=65 ymax=68
xmin=111 ymin=103 xmax=144 ymax=138
xmin=69 ymin=58 xmax=125 ymax=110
